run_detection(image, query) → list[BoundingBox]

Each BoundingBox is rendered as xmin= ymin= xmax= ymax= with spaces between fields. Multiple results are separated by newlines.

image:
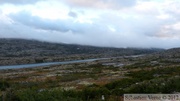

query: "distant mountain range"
xmin=0 ymin=38 xmax=164 ymax=65
xmin=135 ymin=47 xmax=180 ymax=66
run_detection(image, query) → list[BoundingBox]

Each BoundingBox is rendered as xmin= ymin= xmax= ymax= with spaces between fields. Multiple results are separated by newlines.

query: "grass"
xmin=1 ymin=55 xmax=180 ymax=100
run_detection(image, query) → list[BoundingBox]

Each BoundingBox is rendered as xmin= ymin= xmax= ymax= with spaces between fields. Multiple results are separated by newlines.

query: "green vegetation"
xmin=1 ymin=63 xmax=180 ymax=101
xmin=0 ymin=80 xmax=9 ymax=91
xmin=2 ymin=88 xmax=83 ymax=101
xmin=1 ymin=39 xmax=180 ymax=100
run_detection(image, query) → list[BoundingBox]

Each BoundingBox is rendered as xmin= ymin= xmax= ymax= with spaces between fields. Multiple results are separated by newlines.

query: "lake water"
xmin=0 ymin=55 xmax=144 ymax=70
xmin=0 ymin=58 xmax=104 ymax=70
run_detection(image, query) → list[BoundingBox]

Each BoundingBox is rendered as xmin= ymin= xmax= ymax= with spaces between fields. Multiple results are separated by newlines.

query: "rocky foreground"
xmin=0 ymin=51 xmax=180 ymax=100
xmin=1 ymin=38 xmax=180 ymax=101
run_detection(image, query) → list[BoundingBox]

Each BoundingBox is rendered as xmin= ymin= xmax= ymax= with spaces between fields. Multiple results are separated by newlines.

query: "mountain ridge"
xmin=0 ymin=38 xmax=164 ymax=65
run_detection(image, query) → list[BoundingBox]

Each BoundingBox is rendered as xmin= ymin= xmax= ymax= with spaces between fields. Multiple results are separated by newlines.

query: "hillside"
xmin=159 ymin=48 xmax=180 ymax=58
xmin=0 ymin=38 xmax=163 ymax=65
xmin=142 ymin=48 xmax=180 ymax=62
xmin=0 ymin=42 xmax=179 ymax=100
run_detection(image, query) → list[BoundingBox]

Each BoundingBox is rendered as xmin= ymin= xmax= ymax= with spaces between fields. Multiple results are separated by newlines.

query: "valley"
xmin=0 ymin=39 xmax=179 ymax=101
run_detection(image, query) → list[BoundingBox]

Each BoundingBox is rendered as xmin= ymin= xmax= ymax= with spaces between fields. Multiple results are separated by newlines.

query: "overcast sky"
xmin=0 ymin=0 xmax=180 ymax=49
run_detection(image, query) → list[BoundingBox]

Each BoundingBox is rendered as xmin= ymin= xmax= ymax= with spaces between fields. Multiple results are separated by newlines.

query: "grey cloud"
xmin=1 ymin=0 xmax=180 ymax=49
xmin=0 ymin=21 xmax=36 ymax=39
xmin=10 ymin=11 xmax=73 ymax=32
xmin=99 ymin=12 xmax=162 ymax=37
xmin=7 ymin=10 xmax=180 ymax=49
xmin=0 ymin=0 xmax=42 ymax=5
xmin=109 ymin=0 xmax=137 ymax=8
xmin=1 ymin=14 xmax=180 ymax=49
xmin=62 ymin=0 xmax=137 ymax=9
xmin=68 ymin=11 xmax=78 ymax=18
xmin=9 ymin=11 xmax=106 ymax=34
xmin=164 ymin=1 xmax=180 ymax=21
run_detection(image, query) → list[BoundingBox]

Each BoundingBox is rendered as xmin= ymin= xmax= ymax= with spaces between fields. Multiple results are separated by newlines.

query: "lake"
xmin=0 ymin=55 xmax=144 ymax=70
xmin=0 ymin=58 xmax=105 ymax=70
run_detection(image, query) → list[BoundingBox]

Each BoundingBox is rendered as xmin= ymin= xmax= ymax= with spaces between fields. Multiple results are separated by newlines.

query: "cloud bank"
xmin=0 ymin=0 xmax=180 ymax=49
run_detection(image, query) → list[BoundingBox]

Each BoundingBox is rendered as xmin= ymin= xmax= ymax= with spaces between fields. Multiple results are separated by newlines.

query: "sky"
xmin=0 ymin=0 xmax=180 ymax=49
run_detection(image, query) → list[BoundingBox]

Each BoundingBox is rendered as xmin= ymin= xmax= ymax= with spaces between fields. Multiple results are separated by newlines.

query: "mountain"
xmin=0 ymin=38 xmax=163 ymax=65
xmin=160 ymin=48 xmax=180 ymax=58
xmin=146 ymin=48 xmax=180 ymax=59
xmin=134 ymin=47 xmax=180 ymax=66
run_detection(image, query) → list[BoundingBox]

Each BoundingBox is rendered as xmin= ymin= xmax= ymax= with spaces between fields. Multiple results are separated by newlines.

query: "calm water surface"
xmin=0 ymin=55 xmax=144 ymax=70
